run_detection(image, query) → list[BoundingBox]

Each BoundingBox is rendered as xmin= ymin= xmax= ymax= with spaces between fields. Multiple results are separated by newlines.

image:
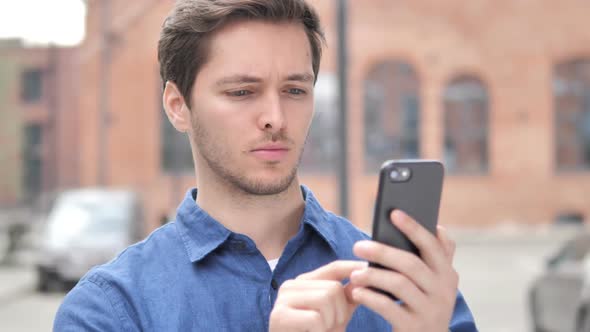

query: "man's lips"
xmin=252 ymin=143 xmax=289 ymax=151
xmin=250 ymin=145 xmax=290 ymax=161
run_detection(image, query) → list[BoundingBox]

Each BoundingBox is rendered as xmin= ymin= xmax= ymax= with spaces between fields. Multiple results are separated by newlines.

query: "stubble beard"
xmin=192 ymin=117 xmax=303 ymax=196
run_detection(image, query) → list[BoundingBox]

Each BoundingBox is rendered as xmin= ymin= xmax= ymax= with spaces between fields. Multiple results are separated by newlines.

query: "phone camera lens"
xmin=389 ymin=167 xmax=411 ymax=182
xmin=389 ymin=169 xmax=400 ymax=180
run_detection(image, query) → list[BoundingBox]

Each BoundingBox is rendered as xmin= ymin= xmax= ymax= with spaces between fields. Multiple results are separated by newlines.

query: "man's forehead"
xmin=197 ymin=20 xmax=314 ymax=86
xmin=206 ymin=19 xmax=312 ymax=59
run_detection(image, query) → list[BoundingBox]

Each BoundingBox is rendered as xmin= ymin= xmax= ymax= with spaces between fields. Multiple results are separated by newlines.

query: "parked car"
xmin=35 ymin=188 xmax=143 ymax=292
xmin=529 ymin=232 xmax=590 ymax=332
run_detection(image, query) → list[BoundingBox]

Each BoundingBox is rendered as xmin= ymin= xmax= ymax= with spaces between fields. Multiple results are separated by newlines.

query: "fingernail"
xmin=392 ymin=210 xmax=405 ymax=224
xmin=353 ymin=241 xmax=373 ymax=259
xmin=355 ymin=240 xmax=372 ymax=251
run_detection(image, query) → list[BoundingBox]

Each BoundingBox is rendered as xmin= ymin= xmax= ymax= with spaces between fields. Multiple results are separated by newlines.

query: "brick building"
xmin=6 ymin=0 xmax=590 ymax=233
xmin=0 ymin=39 xmax=79 ymax=206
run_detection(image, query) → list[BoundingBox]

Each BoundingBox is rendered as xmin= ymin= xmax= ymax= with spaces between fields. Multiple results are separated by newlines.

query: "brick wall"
xmin=74 ymin=0 xmax=590 ymax=233
xmin=0 ymin=44 xmax=80 ymax=206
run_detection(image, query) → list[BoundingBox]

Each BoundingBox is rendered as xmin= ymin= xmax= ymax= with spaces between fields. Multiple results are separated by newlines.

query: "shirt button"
xmin=271 ymin=279 xmax=279 ymax=290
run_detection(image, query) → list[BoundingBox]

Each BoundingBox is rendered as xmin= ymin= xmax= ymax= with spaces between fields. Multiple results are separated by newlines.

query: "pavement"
xmin=448 ymin=222 xmax=584 ymax=244
xmin=448 ymin=224 xmax=581 ymax=332
xmin=0 ymin=263 xmax=36 ymax=305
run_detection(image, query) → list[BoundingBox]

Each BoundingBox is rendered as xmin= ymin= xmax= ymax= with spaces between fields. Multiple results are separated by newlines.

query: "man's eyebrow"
xmin=215 ymin=75 xmax=262 ymax=86
xmin=286 ymin=73 xmax=315 ymax=83
xmin=215 ymin=73 xmax=315 ymax=86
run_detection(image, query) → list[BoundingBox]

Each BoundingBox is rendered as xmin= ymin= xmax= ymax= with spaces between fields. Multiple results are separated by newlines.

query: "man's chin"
xmin=235 ymin=172 xmax=298 ymax=196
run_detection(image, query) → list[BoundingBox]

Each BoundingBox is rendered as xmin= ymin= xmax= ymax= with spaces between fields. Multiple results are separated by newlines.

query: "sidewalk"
xmin=449 ymin=223 xmax=584 ymax=245
xmin=0 ymin=263 xmax=35 ymax=305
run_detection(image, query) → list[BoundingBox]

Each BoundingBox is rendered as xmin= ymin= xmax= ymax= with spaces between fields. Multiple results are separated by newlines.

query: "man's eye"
xmin=288 ymin=88 xmax=306 ymax=95
xmin=229 ymin=90 xmax=251 ymax=97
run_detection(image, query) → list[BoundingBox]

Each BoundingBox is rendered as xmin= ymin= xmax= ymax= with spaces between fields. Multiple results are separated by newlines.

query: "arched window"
xmin=554 ymin=58 xmax=590 ymax=171
xmin=300 ymin=74 xmax=338 ymax=173
xmin=443 ymin=75 xmax=489 ymax=174
xmin=364 ymin=61 xmax=420 ymax=173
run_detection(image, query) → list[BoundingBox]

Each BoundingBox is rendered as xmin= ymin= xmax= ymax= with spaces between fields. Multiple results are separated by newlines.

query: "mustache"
xmin=252 ymin=131 xmax=295 ymax=146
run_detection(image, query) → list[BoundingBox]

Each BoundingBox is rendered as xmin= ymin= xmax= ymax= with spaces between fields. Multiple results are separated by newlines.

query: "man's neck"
xmin=194 ymin=173 xmax=305 ymax=261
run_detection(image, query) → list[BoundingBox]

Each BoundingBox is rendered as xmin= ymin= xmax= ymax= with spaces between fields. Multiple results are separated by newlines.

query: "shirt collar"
xmin=175 ymin=185 xmax=338 ymax=263
xmin=175 ymin=188 xmax=231 ymax=263
xmin=299 ymin=185 xmax=338 ymax=252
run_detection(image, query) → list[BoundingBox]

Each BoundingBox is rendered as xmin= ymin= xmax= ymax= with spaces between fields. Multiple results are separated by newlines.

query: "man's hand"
xmin=350 ymin=210 xmax=458 ymax=332
xmin=269 ymin=260 xmax=366 ymax=332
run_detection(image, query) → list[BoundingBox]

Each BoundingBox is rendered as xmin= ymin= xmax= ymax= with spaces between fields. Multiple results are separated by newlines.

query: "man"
xmin=54 ymin=0 xmax=478 ymax=331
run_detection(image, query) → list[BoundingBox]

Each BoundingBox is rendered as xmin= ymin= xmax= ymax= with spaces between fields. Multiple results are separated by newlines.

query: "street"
xmin=454 ymin=232 xmax=562 ymax=332
xmin=0 ymin=226 xmax=576 ymax=332
xmin=0 ymin=265 xmax=62 ymax=331
xmin=0 ymin=291 xmax=62 ymax=331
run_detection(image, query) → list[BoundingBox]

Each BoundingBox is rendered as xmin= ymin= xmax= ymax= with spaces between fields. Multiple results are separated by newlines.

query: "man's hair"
xmin=158 ymin=0 xmax=325 ymax=108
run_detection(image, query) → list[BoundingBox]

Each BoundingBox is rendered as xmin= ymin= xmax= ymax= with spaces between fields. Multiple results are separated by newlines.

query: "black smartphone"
xmin=369 ymin=160 xmax=444 ymax=299
xmin=371 ymin=159 xmax=444 ymax=255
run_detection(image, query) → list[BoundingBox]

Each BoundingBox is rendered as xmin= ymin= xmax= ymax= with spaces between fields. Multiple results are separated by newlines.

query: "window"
xmin=23 ymin=124 xmax=43 ymax=201
xmin=443 ymin=75 xmax=489 ymax=174
xmin=364 ymin=61 xmax=421 ymax=173
xmin=160 ymin=109 xmax=193 ymax=174
xmin=21 ymin=69 xmax=43 ymax=102
xmin=554 ymin=58 xmax=590 ymax=171
xmin=300 ymin=74 xmax=339 ymax=173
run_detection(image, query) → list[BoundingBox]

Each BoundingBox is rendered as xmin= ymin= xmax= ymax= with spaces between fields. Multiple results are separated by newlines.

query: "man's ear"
xmin=163 ymin=81 xmax=192 ymax=133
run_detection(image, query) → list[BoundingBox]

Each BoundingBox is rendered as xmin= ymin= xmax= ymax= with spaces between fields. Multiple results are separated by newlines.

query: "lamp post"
xmin=98 ymin=0 xmax=112 ymax=186
xmin=336 ymin=0 xmax=350 ymax=218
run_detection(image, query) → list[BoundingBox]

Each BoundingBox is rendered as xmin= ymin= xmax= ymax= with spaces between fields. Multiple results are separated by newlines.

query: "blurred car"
xmin=35 ymin=188 xmax=143 ymax=292
xmin=529 ymin=232 xmax=590 ymax=332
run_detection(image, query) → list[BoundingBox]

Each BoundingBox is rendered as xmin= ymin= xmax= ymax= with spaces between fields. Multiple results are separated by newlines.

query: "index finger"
xmin=297 ymin=260 xmax=367 ymax=281
xmin=391 ymin=210 xmax=447 ymax=271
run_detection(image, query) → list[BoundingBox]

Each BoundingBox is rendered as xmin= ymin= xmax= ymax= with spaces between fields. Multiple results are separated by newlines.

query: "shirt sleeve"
xmin=449 ymin=290 xmax=479 ymax=332
xmin=53 ymin=279 xmax=124 ymax=332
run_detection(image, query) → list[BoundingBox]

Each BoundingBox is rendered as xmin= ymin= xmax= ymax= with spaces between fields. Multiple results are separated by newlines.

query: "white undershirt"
xmin=267 ymin=258 xmax=279 ymax=271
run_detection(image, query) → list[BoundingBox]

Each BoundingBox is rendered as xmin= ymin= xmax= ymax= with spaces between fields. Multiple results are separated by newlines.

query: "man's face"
xmin=188 ymin=20 xmax=315 ymax=195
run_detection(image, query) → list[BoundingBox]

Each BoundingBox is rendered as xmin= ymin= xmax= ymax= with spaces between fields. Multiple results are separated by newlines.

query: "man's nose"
xmin=257 ymin=93 xmax=286 ymax=133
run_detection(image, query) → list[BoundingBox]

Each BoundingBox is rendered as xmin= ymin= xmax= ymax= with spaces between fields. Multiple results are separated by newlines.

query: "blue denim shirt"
xmin=54 ymin=186 xmax=478 ymax=331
